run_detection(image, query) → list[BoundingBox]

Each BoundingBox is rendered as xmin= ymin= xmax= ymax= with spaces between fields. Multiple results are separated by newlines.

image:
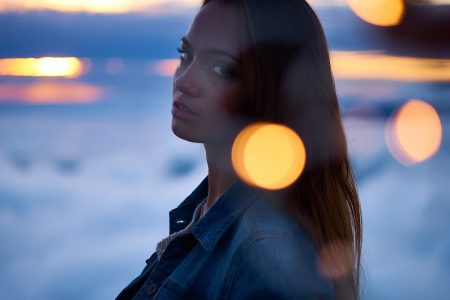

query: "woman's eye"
xmin=211 ymin=65 xmax=235 ymax=78
xmin=176 ymin=47 xmax=192 ymax=65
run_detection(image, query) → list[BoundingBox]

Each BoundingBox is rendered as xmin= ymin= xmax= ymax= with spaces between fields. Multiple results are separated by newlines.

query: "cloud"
xmin=0 ymin=105 xmax=208 ymax=299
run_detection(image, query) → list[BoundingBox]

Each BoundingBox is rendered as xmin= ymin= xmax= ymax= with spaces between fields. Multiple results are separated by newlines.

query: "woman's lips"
xmin=172 ymin=100 xmax=197 ymax=120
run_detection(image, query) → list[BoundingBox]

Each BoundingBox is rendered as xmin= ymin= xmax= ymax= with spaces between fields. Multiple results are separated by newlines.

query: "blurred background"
xmin=0 ymin=0 xmax=449 ymax=299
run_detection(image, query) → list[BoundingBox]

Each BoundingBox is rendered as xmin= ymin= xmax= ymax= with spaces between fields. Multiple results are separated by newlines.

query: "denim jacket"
xmin=116 ymin=177 xmax=333 ymax=300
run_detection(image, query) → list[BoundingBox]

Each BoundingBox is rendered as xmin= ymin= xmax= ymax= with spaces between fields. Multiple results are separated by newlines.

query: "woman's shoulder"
xmin=223 ymin=195 xmax=334 ymax=299
xmin=237 ymin=193 xmax=314 ymax=247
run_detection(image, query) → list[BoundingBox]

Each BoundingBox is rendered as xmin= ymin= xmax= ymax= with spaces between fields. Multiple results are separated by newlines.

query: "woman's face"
xmin=172 ymin=1 xmax=243 ymax=144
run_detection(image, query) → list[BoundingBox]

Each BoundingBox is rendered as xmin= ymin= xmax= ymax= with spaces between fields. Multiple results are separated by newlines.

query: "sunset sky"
xmin=0 ymin=0 xmax=347 ymax=14
xmin=0 ymin=0 xmax=448 ymax=14
xmin=0 ymin=0 xmax=449 ymax=105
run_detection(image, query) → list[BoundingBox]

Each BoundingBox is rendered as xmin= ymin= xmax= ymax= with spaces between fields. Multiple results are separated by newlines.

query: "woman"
xmin=117 ymin=0 xmax=362 ymax=299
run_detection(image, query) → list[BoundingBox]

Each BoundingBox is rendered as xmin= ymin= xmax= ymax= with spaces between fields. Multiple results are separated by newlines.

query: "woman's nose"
xmin=173 ymin=63 xmax=201 ymax=97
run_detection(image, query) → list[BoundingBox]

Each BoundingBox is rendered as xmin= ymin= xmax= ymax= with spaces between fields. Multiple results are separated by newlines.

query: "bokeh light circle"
xmin=346 ymin=0 xmax=405 ymax=26
xmin=385 ymin=99 xmax=442 ymax=165
xmin=0 ymin=57 xmax=84 ymax=78
xmin=231 ymin=123 xmax=306 ymax=190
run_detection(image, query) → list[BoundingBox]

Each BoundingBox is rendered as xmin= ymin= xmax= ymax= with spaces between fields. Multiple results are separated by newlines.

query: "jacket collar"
xmin=168 ymin=177 xmax=209 ymax=235
xmin=168 ymin=176 xmax=258 ymax=251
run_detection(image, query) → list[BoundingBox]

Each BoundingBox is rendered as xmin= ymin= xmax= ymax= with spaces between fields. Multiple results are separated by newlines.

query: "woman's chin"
xmin=171 ymin=121 xmax=203 ymax=143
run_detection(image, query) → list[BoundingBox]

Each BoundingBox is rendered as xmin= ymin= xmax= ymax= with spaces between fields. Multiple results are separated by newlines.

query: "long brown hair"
xmin=202 ymin=0 xmax=363 ymax=298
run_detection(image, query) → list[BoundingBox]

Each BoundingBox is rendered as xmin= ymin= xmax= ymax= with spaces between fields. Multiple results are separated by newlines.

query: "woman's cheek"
xmin=221 ymin=83 xmax=244 ymax=116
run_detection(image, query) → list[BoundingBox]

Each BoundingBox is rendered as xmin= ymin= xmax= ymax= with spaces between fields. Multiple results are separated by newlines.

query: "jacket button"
xmin=147 ymin=283 xmax=158 ymax=296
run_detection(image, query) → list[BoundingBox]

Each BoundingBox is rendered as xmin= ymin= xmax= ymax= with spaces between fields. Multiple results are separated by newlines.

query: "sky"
xmin=0 ymin=0 xmax=202 ymax=14
xmin=0 ymin=0 xmax=448 ymax=15
xmin=0 ymin=0 xmax=354 ymax=14
xmin=0 ymin=0 xmax=404 ymax=12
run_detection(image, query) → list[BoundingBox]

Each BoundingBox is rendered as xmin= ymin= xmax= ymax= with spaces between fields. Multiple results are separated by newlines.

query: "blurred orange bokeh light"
xmin=386 ymin=99 xmax=442 ymax=165
xmin=331 ymin=51 xmax=450 ymax=83
xmin=232 ymin=123 xmax=306 ymax=190
xmin=0 ymin=81 xmax=103 ymax=104
xmin=0 ymin=57 xmax=86 ymax=78
xmin=346 ymin=0 xmax=404 ymax=26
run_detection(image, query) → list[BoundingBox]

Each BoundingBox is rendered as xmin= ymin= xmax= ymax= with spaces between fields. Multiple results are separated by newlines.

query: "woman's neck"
xmin=203 ymin=142 xmax=237 ymax=212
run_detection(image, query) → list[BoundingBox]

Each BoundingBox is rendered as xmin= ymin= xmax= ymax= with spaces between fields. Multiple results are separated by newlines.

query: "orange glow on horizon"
xmin=345 ymin=0 xmax=404 ymax=26
xmin=0 ymin=0 xmax=352 ymax=14
xmin=232 ymin=123 xmax=306 ymax=190
xmin=0 ymin=81 xmax=104 ymax=104
xmin=0 ymin=57 xmax=87 ymax=78
xmin=386 ymin=99 xmax=442 ymax=165
xmin=331 ymin=51 xmax=450 ymax=83
xmin=0 ymin=0 xmax=200 ymax=14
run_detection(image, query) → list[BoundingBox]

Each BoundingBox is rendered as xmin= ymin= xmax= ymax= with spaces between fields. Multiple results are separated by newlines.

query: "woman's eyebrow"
xmin=205 ymin=49 xmax=241 ymax=64
xmin=180 ymin=36 xmax=241 ymax=64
